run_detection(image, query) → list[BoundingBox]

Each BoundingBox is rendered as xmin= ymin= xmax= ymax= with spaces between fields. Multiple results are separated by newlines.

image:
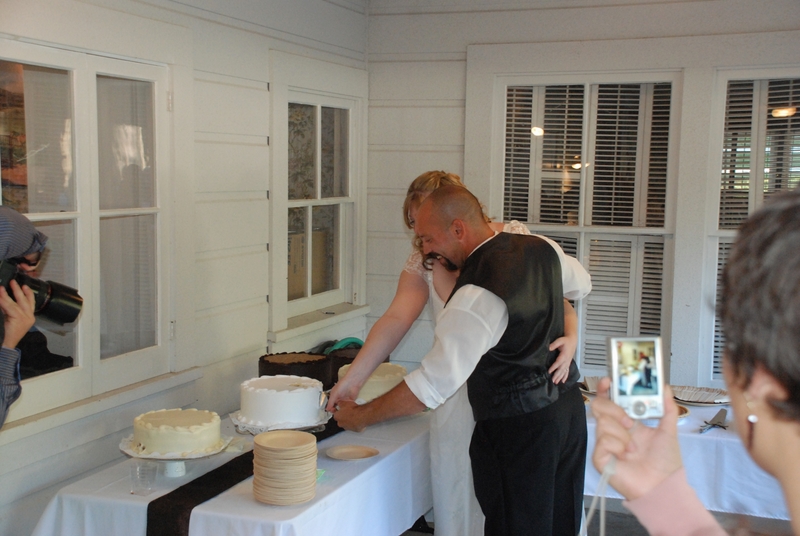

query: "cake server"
xmin=699 ymin=408 xmax=727 ymax=433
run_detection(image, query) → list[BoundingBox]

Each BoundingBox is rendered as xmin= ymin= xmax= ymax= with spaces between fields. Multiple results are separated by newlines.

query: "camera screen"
xmin=613 ymin=338 xmax=659 ymax=398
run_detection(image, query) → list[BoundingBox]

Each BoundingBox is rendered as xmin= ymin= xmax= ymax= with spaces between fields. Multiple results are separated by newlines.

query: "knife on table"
xmin=700 ymin=408 xmax=727 ymax=433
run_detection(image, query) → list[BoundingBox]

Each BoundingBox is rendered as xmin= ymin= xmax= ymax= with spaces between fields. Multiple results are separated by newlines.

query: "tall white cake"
xmin=238 ymin=375 xmax=323 ymax=428
xmin=338 ymin=362 xmax=407 ymax=402
xmin=132 ymin=408 xmax=222 ymax=456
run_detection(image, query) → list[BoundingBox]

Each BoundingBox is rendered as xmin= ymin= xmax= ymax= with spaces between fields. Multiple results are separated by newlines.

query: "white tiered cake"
xmin=237 ymin=375 xmax=324 ymax=429
xmin=132 ymin=408 xmax=222 ymax=456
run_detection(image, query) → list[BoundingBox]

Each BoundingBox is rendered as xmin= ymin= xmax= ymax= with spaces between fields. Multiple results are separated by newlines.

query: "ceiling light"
xmin=771 ymin=107 xmax=796 ymax=118
xmin=531 ymin=127 xmax=544 ymax=136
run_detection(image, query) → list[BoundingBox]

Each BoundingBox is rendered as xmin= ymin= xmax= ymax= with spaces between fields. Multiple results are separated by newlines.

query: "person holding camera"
xmin=590 ymin=189 xmax=800 ymax=535
xmin=0 ymin=206 xmax=47 ymax=429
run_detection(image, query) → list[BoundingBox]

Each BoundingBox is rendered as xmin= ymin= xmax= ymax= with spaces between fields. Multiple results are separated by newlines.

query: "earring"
xmin=743 ymin=393 xmax=758 ymax=451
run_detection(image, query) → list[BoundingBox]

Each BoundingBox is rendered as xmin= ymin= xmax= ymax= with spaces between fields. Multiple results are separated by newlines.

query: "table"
xmin=583 ymin=399 xmax=789 ymax=520
xmin=32 ymin=412 xmax=433 ymax=536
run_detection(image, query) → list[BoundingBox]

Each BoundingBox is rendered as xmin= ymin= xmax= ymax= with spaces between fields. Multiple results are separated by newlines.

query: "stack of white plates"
xmin=252 ymin=430 xmax=317 ymax=505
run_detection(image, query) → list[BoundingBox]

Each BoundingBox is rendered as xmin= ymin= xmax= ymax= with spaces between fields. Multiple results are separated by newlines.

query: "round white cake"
xmin=238 ymin=375 xmax=323 ymax=428
xmin=338 ymin=362 xmax=407 ymax=402
xmin=132 ymin=408 xmax=222 ymax=456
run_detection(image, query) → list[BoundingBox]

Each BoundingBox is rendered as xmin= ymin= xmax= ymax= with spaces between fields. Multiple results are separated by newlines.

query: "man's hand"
xmin=333 ymin=399 xmax=368 ymax=432
xmin=591 ymin=377 xmax=683 ymax=500
xmin=0 ymin=280 xmax=36 ymax=349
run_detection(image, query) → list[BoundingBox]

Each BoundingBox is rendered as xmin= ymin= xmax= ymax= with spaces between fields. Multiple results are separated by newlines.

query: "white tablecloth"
xmin=32 ymin=412 xmax=433 ymax=536
xmin=583 ymin=400 xmax=789 ymax=520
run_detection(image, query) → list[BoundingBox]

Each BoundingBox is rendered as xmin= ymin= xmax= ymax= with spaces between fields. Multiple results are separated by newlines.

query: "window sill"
xmin=269 ymin=303 xmax=370 ymax=346
xmin=0 ymin=368 xmax=203 ymax=447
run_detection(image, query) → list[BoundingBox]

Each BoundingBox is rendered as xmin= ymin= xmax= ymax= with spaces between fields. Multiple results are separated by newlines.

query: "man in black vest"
xmin=335 ymin=185 xmax=588 ymax=535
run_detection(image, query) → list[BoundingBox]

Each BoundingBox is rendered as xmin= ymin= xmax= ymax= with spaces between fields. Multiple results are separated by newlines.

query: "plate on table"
xmin=671 ymin=386 xmax=730 ymax=406
xmin=579 ymin=376 xmax=603 ymax=395
xmin=326 ymin=445 xmax=379 ymax=460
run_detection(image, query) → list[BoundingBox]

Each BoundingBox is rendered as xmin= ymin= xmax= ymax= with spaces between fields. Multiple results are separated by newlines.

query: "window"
xmin=502 ymin=79 xmax=674 ymax=368
xmin=1 ymin=39 xmax=170 ymax=420
xmin=268 ymin=51 xmax=367 ymax=337
xmin=712 ymin=76 xmax=800 ymax=378
xmin=287 ymin=103 xmax=348 ymax=307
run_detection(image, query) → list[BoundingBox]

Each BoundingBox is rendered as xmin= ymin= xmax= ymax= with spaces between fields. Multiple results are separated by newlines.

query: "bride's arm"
xmin=327 ymin=269 xmax=429 ymax=410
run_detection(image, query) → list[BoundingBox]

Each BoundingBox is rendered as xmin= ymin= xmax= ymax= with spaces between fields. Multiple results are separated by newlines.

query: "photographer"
xmin=0 ymin=206 xmax=47 ymax=429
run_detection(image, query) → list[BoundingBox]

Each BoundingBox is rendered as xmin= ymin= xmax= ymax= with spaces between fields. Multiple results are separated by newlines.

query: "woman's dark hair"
xmin=720 ymin=188 xmax=800 ymax=421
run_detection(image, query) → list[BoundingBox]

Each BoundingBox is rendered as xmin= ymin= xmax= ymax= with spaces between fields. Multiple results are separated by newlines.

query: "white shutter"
xmin=764 ymin=78 xmax=800 ymax=198
xmin=719 ymin=80 xmax=755 ymax=228
xmin=712 ymin=241 xmax=733 ymax=379
xmin=582 ymin=236 xmax=663 ymax=368
xmin=719 ymin=78 xmax=800 ymax=229
xmin=645 ymin=84 xmax=671 ymax=228
xmin=504 ymin=86 xmax=533 ymax=222
xmin=539 ymin=85 xmax=584 ymax=224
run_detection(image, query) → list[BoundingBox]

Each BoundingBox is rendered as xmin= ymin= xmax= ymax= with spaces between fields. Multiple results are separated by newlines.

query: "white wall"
xmin=0 ymin=0 xmax=367 ymax=533
xmin=364 ymin=0 xmax=800 ymax=377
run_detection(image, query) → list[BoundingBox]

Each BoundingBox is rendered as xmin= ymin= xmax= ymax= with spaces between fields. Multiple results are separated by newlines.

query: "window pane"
xmin=288 ymin=103 xmax=316 ymax=200
xmin=320 ymin=107 xmax=348 ymax=198
xmin=288 ymin=207 xmax=308 ymax=300
xmin=0 ymin=60 xmax=75 ymax=213
xmin=21 ymin=219 xmax=77 ymax=378
xmin=311 ymin=205 xmax=339 ymax=295
xmin=100 ymin=214 xmax=156 ymax=358
xmin=719 ymin=80 xmax=754 ymax=228
xmin=764 ymin=79 xmax=800 ymax=198
xmin=97 ymin=75 xmax=155 ymax=210
xmin=504 ymin=86 xmax=533 ymax=222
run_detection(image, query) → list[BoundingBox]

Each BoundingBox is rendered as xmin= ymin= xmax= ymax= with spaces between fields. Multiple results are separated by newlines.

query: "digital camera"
xmin=607 ymin=336 xmax=665 ymax=419
xmin=0 ymin=259 xmax=83 ymax=325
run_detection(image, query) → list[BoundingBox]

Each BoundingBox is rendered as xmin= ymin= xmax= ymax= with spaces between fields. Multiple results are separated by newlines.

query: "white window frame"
xmin=2 ymin=38 xmax=172 ymax=421
xmin=702 ymin=65 xmax=800 ymax=384
xmin=268 ymin=51 xmax=367 ymax=335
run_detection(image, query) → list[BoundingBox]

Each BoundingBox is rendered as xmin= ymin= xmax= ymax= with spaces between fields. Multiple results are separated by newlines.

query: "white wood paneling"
xmin=369 ymin=61 xmax=466 ymax=100
xmin=195 ymin=135 xmax=270 ymax=193
xmin=193 ymin=302 xmax=269 ymax=367
xmin=194 ymin=75 xmax=270 ymax=136
xmin=194 ymin=251 xmax=269 ymax=311
xmin=367 ymin=234 xmax=413 ymax=276
xmin=194 ymin=198 xmax=269 ymax=252
xmin=368 ymin=105 xmax=464 ymax=146
xmin=366 ymin=192 xmax=408 ymax=233
xmin=367 ymin=149 xmax=464 ymax=189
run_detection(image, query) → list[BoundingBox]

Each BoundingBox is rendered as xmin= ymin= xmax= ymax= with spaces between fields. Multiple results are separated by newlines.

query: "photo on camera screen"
xmin=612 ymin=338 xmax=660 ymax=397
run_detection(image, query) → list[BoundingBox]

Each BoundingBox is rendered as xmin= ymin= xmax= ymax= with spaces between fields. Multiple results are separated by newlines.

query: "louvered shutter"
xmin=719 ymin=78 xmax=800 ymax=229
xmin=582 ymin=236 xmax=663 ymax=367
xmin=719 ymin=81 xmax=755 ymax=228
xmin=504 ymin=86 xmax=533 ymax=221
xmin=646 ymin=84 xmax=671 ymax=227
xmin=712 ymin=241 xmax=733 ymax=379
xmin=765 ymin=79 xmax=800 ymax=197
xmin=539 ymin=85 xmax=584 ymax=224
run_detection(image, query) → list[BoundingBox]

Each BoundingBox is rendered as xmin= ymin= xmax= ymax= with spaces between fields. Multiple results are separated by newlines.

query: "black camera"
xmin=0 ymin=260 xmax=83 ymax=325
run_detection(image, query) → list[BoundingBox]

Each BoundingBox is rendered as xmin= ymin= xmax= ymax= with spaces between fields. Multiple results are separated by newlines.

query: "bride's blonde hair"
xmin=403 ymin=170 xmax=491 ymax=260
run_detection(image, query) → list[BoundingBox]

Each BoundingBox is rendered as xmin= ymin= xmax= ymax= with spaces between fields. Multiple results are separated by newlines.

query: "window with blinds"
xmin=719 ymin=78 xmax=800 ymax=228
xmin=504 ymin=81 xmax=672 ymax=369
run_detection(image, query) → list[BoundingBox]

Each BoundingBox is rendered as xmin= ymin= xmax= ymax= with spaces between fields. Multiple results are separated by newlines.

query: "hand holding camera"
xmin=0 ymin=279 xmax=36 ymax=350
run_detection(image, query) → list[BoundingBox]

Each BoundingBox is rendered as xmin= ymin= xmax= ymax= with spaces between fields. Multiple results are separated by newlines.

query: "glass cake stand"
xmin=119 ymin=435 xmax=234 ymax=477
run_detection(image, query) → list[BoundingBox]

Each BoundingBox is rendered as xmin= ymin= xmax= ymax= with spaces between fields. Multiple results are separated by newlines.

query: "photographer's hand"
xmin=0 ymin=280 xmax=36 ymax=349
xmin=591 ymin=377 xmax=683 ymax=500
